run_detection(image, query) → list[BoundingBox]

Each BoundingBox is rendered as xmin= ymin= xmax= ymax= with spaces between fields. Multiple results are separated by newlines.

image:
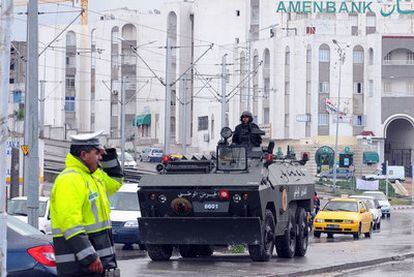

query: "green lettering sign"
xmin=276 ymin=1 xmax=287 ymax=13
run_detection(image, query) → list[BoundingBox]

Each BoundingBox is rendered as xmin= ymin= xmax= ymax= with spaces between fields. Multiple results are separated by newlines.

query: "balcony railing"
xmin=382 ymin=90 xmax=414 ymax=97
xmin=383 ymin=60 xmax=414 ymax=65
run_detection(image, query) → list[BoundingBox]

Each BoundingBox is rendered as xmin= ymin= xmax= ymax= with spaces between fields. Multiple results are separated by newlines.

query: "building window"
xmin=407 ymin=51 xmax=414 ymax=64
xmin=407 ymin=81 xmax=414 ymax=96
xmin=319 ymin=49 xmax=330 ymax=62
xmin=66 ymin=56 xmax=76 ymax=67
xmin=368 ymin=80 xmax=374 ymax=97
xmin=383 ymin=81 xmax=392 ymax=94
xmin=306 ymin=81 xmax=311 ymax=95
xmin=306 ymin=48 xmax=312 ymax=63
xmin=319 ymin=82 xmax=329 ymax=93
xmin=285 ymin=47 xmax=290 ymax=65
xmin=384 ymin=52 xmax=392 ymax=61
xmin=66 ymin=76 xmax=75 ymax=89
xmin=10 ymin=63 xmax=15 ymax=70
xmin=9 ymin=78 xmax=14 ymax=84
xmin=211 ymin=116 xmax=215 ymax=140
xmin=264 ymin=108 xmax=270 ymax=124
xmin=285 ymin=82 xmax=290 ymax=95
xmin=353 ymin=82 xmax=364 ymax=94
xmin=318 ymin=114 xmax=329 ymax=126
xmin=236 ymin=10 xmax=240 ymax=17
xmin=353 ymin=115 xmax=365 ymax=127
xmin=112 ymin=54 xmax=119 ymax=68
xmin=198 ymin=116 xmax=208 ymax=131
xmin=353 ymin=51 xmax=364 ymax=64
xmin=65 ymin=96 xmax=75 ymax=112
xmin=368 ymin=48 xmax=374 ymax=65
xmin=284 ymin=114 xmax=290 ymax=127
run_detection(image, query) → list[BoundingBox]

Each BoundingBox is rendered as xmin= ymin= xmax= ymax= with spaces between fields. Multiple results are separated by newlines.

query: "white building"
xmin=38 ymin=1 xmax=414 ymax=176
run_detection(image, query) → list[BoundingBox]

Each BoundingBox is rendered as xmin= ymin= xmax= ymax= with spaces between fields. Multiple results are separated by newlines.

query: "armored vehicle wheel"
xmin=146 ymin=244 xmax=173 ymax=261
xmin=197 ymin=245 xmax=214 ymax=257
xmin=294 ymin=208 xmax=309 ymax=257
xmin=179 ymin=245 xmax=199 ymax=258
xmin=275 ymin=209 xmax=296 ymax=258
xmin=248 ymin=209 xmax=275 ymax=262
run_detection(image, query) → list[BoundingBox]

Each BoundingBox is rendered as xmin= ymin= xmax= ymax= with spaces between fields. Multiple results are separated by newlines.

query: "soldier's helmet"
xmin=240 ymin=111 xmax=253 ymax=123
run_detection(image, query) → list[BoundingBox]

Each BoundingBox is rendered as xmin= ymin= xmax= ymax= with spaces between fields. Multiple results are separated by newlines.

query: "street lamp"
xmin=332 ymin=39 xmax=349 ymax=191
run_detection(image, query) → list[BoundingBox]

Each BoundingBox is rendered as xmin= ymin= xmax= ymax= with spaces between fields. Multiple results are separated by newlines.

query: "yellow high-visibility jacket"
xmin=50 ymin=153 xmax=122 ymax=275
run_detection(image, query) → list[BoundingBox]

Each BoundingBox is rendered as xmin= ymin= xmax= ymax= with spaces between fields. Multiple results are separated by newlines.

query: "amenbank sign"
xmin=276 ymin=0 xmax=414 ymax=17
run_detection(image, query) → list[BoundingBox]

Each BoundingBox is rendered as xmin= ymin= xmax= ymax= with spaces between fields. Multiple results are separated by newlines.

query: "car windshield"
xmin=365 ymin=200 xmax=375 ymax=209
xmin=364 ymin=192 xmax=387 ymax=200
xmin=109 ymin=192 xmax=140 ymax=211
xmin=323 ymin=201 xmax=358 ymax=212
xmin=117 ymin=152 xmax=134 ymax=162
xmin=152 ymin=149 xmax=162 ymax=154
xmin=7 ymin=199 xmax=48 ymax=217
xmin=7 ymin=214 xmax=43 ymax=236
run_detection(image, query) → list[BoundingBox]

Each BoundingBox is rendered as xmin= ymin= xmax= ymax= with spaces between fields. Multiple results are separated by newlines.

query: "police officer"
xmin=50 ymin=131 xmax=123 ymax=276
xmin=232 ymin=111 xmax=263 ymax=147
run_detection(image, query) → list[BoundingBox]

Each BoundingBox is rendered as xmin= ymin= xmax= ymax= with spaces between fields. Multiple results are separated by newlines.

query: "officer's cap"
xmin=70 ymin=131 xmax=104 ymax=149
xmin=241 ymin=111 xmax=253 ymax=118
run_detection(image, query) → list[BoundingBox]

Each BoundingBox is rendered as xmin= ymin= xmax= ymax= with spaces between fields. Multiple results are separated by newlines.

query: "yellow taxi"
xmin=313 ymin=198 xmax=373 ymax=240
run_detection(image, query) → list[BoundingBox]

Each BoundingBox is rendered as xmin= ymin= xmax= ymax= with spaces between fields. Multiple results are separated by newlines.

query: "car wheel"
xmin=138 ymin=243 xmax=146 ymax=250
xmin=327 ymin=233 xmax=334 ymax=239
xmin=313 ymin=231 xmax=321 ymax=238
xmin=377 ymin=221 xmax=381 ymax=230
xmin=146 ymin=244 xmax=173 ymax=261
xmin=275 ymin=208 xmax=296 ymax=259
xmin=294 ymin=207 xmax=309 ymax=257
xmin=122 ymin=244 xmax=134 ymax=250
xmin=197 ymin=245 xmax=214 ymax=257
xmin=353 ymin=224 xmax=362 ymax=240
xmin=387 ymin=214 xmax=391 ymax=218
xmin=179 ymin=245 xmax=199 ymax=258
xmin=364 ymin=224 xmax=373 ymax=238
xmin=248 ymin=209 xmax=275 ymax=262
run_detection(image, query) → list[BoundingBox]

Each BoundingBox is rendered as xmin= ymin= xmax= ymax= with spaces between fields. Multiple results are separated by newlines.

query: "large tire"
xmin=179 ymin=245 xmax=198 ymax=258
xmin=294 ymin=208 xmax=309 ymax=257
xmin=313 ymin=231 xmax=321 ymax=238
xmin=275 ymin=208 xmax=297 ymax=258
xmin=146 ymin=244 xmax=173 ymax=261
xmin=197 ymin=245 xmax=214 ymax=257
xmin=248 ymin=209 xmax=275 ymax=262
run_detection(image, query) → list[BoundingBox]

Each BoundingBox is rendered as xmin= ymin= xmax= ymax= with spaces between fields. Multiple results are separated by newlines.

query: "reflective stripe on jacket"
xmin=50 ymin=153 xmax=122 ymax=275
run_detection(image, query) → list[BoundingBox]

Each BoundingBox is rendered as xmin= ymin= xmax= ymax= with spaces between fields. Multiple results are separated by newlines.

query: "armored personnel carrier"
xmin=137 ymin=127 xmax=314 ymax=262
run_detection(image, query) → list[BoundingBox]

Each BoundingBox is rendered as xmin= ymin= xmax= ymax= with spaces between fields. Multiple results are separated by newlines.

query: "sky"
xmin=12 ymin=0 xmax=167 ymax=40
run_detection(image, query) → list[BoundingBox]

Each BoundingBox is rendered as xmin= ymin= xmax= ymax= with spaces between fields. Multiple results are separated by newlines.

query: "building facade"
xmin=37 ymin=1 xmax=414 ymax=176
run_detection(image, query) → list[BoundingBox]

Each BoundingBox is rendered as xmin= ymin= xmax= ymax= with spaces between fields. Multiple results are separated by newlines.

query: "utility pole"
xmin=332 ymin=40 xmax=347 ymax=192
xmin=24 ymin=0 xmax=40 ymax=229
xmin=246 ymin=39 xmax=252 ymax=112
xmin=181 ymin=74 xmax=188 ymax=155
xmin=0 ymin=1 xmax=13 ymax=274
xmin=164 ymin=38 xmax=172 ymax=155
xmin=120 ymin=76 xmax=127 ymax=169
xmin=39 ymin=80 xmax=46 ymax=138
xmin=221 ymin=54 xmax=227 ymax=129
xmin=385 ymin=160 xmax=389 ymax=197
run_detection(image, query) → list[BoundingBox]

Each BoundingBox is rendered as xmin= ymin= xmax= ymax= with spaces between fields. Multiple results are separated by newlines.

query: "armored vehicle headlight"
xmin=124 ymin=220 xmax=138 ymax=228
xmin=158 ymin=194 xmax=167 ymax=203
xmin=233 ymin=194 xmax=241 ymax=203
xmin=149 ymin=193 xmax=157 ymax=201
xmin=242 ymin=193 xmax=249 ymax=200
xmin=220 ymin=127 xmax=233 ymax=139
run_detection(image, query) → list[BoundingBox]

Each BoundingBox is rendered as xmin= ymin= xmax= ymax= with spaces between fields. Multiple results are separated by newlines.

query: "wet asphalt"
xmin=116 ymin=209 xmax=414 ymax=276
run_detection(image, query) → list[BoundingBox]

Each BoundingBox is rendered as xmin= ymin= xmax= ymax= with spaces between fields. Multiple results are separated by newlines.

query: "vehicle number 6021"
xmin=204 ymin=203 xmax=219 ymax=210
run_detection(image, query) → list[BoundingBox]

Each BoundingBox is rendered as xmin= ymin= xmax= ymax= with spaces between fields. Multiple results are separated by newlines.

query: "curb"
xmin=392 ymin=205 xmax=414 ymax=210
xmin=277 ymin=252 xmax=414 ymax=277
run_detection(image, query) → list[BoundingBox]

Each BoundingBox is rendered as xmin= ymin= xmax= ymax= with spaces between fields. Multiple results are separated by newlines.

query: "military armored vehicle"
xmin=137 ymin=127 xmax=315 ymax=262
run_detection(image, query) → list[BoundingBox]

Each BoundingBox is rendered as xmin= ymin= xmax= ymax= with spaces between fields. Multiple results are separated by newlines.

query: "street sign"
xmin=21 ymin=145 xmax=29 ymax=156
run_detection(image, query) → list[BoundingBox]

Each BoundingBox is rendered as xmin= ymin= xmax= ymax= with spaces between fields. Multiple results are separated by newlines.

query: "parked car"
xmin=362 ymin=191 xmax=392 ymax=218
xmin=349 ymin=195 xmax=382 ymax=230
xmin=7 ymin=196 xmax=51 ymax=234
xmin=109 ymin=183 xmax=143 ymax=250
xmin=363 ymin=166 xmax=405 ymax=182
xmin=7 ymin=214 xmax=57 ymax=276
xmin=139 ymin=148 xmax=163 ymax=163
xmin=313 ymin=198 xmax=373 ymax=240
xmin=317 ymin=168 xmax=354 ymax=181
xmin=116 ymin=151 xmax=138 ymax=170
